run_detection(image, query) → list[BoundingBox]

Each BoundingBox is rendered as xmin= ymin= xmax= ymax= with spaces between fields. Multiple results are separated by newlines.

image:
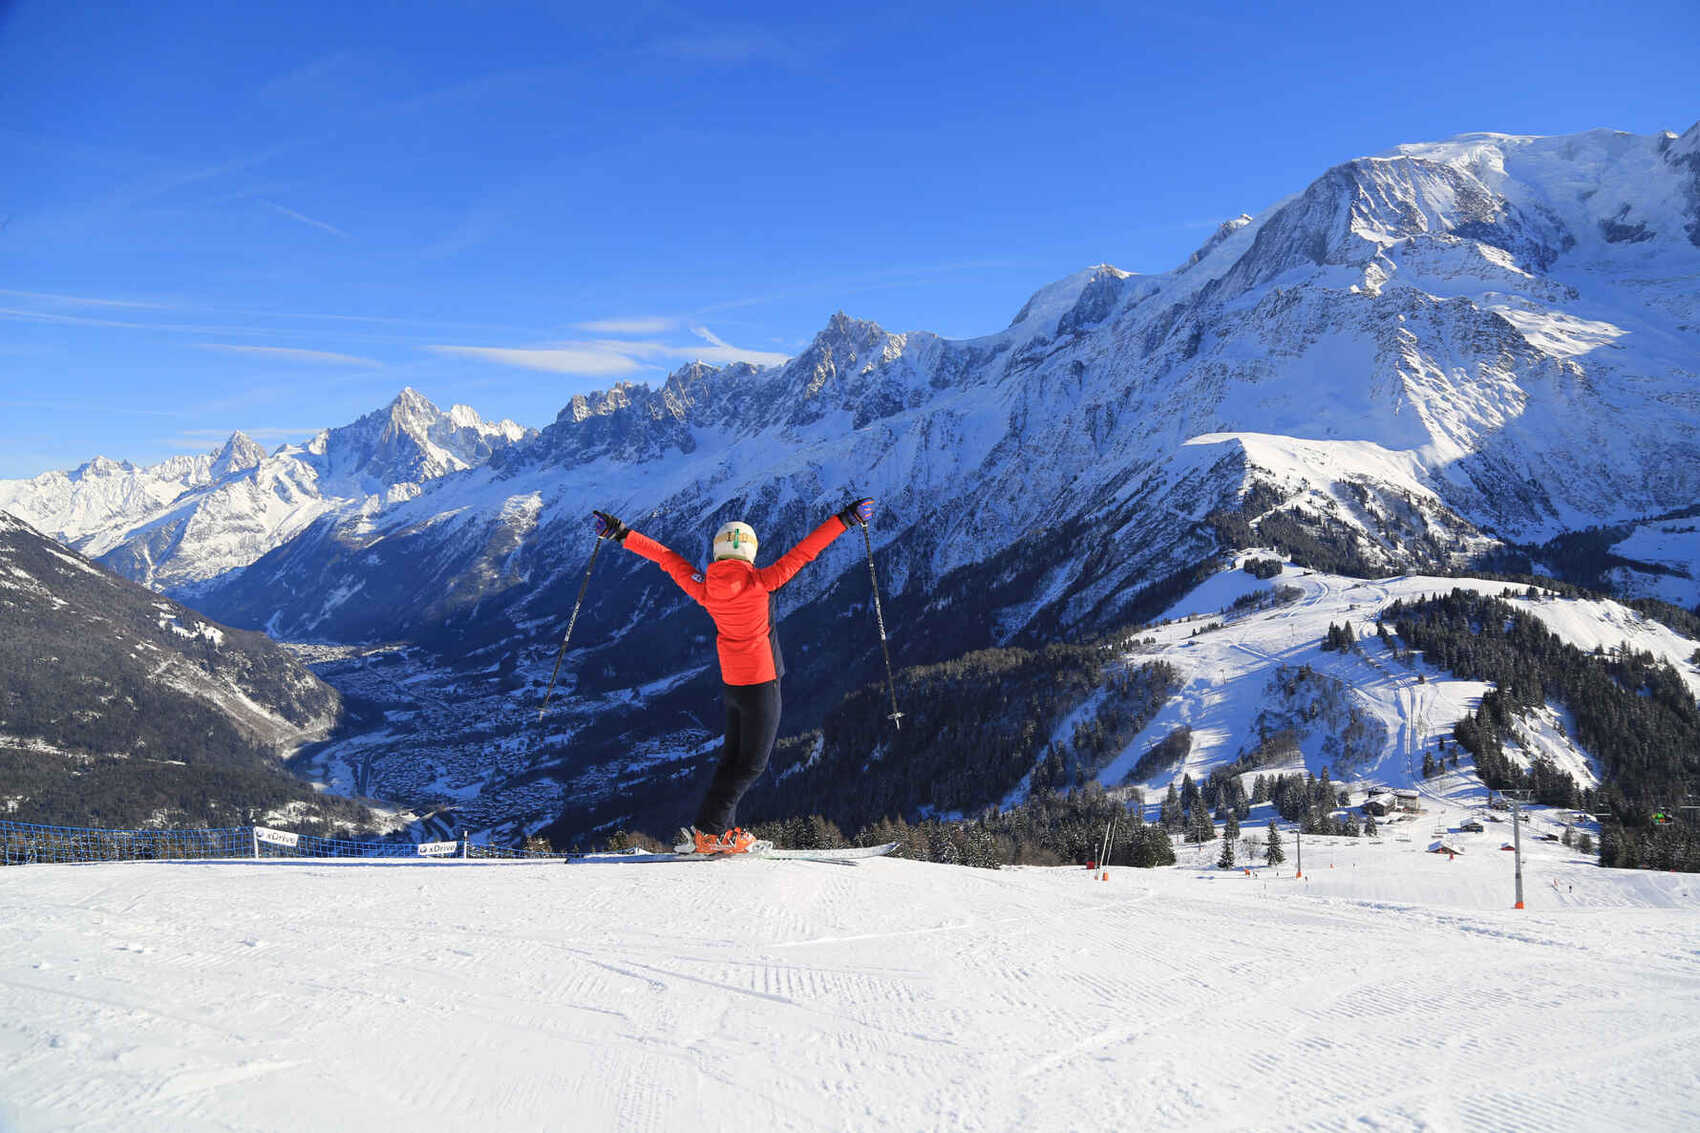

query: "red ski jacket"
xmin=623 ymin=516 xmax=851 ymax=686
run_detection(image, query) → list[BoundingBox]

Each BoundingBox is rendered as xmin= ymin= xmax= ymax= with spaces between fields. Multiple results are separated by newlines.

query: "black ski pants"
xmin=695 ymin=679 xmax=782 ymax=833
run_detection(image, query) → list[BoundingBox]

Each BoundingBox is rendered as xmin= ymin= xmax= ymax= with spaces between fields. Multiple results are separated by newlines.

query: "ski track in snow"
xmin=3 ymin=842 xmax=1699 ymax=1132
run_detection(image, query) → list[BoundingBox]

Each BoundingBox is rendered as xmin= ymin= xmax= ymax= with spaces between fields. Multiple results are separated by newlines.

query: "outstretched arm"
xmin=755 ymin=499 xmax=874 ymax=592
xmin=595 ymin=511 xmax=706 ymax=605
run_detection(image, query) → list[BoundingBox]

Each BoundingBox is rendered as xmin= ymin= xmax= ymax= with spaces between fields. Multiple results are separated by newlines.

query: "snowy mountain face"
xmin=0 ymin=389 xmax=533 ymax=591
xmin=34 ymin=124 xmax=1700 ymax=840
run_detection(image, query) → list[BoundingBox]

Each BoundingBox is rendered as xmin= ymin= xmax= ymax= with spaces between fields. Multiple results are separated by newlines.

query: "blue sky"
xmin=1 ymin=0 xmax=1696 ymax=477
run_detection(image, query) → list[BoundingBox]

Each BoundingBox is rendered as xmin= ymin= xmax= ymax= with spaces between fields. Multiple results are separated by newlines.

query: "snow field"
xmin=3 ymin=841 xmax=1698 ymax=1133
xmin=1101 ymin=564 xmax=1700 ymax=798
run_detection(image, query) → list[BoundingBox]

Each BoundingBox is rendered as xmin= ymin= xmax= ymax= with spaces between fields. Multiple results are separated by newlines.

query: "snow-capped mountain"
xmin=0 ymin=389 xmax=533 ymax=591
xmin=32 ymin=124 xmax=1700 ymax=840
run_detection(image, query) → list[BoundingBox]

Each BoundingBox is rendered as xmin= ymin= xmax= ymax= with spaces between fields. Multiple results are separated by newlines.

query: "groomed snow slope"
xmin=3 ymin=841 xmax=1698 ymax=1132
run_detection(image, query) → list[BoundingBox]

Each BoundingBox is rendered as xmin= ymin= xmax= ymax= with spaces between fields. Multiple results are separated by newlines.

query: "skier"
xmin=591 ymin=498 xmax=876 ymax=854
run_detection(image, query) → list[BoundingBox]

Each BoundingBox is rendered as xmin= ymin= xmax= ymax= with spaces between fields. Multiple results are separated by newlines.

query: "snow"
xmin=1098 ymin=566 xmax=1697 ymax=793
xmin=2 ymin=838 xmax=1697 ymax=1132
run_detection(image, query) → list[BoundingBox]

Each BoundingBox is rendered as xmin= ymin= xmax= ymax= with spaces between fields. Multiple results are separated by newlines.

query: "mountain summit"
xmin=0 ymin=390 xmax=534 ymax=590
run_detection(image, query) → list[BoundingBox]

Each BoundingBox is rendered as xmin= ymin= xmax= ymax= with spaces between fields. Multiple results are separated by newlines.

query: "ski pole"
xmin=858 ymin=517 xmax=904 ymax=730
xmin=537 ymin=535 xmax=605 ymax=720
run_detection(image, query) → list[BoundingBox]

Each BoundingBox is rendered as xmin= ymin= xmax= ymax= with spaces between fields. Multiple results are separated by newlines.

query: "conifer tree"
xmin=1162 ymin=783 xmax=1183 ymax=831
xmin=1264 ymin=821 xmax=1286 ymax=865
xmin=1217 ymin=835 xmax=1236 ymax=869
xmin=1132 ymin=824 xmax=1177 ymax=867
xmin=1224 ymin=811 xmax=1241 ymax=843
xmin=1189 ymin=806 xmax=1215 ymax=845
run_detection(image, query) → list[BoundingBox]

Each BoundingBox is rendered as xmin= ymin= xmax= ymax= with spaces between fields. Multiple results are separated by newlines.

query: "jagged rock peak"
xmin=210 ymin=431 xmax=267 ymax=479
xmin=387 ymin=386 xmax=440 ymax=427
xmin=1009 ymin=265 xmax=1130 ymax=333
xmin=73 ymin=455 xmax=133 ymax=478
xmin=788 ymin=312 xmax=898 ymax=403
xmin=1185 ymin=214 xmax=1255 ymax=269
xmin=815 ymin=310 xmax=886 ymax=346
xmin=560 ymin=382 xmax=639 ymax=423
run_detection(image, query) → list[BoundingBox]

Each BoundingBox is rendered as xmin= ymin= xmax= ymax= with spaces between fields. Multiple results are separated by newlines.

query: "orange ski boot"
xmin=687 ymin=827 xmax=726 ymax=854
xmin=715 ymin=827 xmax=772 ymax=854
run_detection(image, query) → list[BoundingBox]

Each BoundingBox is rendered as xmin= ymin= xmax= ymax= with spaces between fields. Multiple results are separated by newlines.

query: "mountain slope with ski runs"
xmin=5 ymin=123 xmax=1698 ymax=840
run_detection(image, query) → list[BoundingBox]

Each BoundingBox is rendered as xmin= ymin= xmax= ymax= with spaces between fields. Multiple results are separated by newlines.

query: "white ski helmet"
xmin=712 ymin=521 xmax=758 ymax=563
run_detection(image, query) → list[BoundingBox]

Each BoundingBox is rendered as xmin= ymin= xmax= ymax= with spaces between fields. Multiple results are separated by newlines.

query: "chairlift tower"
xmin=1500 ymin=788 xmax=1534 ymax=909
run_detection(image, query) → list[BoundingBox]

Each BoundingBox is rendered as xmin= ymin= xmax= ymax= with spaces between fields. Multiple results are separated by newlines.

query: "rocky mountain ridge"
xmin=0 ymin=389 xmax=532 ymax=591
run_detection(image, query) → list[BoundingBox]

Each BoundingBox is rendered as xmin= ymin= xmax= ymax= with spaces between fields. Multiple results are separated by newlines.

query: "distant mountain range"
xmin=0 ymin=389 xmax=532 ymax=593
xmin=6 ymin=123 xmax=1698 ymax=843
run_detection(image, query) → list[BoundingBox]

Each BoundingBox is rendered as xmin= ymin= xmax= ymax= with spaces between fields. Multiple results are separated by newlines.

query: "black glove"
xmin=593 ymin=510 xmax=629 ymax=542
xmin=836 ymin=497 xmax=875 ymax=529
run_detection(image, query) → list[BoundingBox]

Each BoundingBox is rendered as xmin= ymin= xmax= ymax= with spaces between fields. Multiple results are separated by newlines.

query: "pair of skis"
xmin=565 ymin=841 xmax=899 ymax=867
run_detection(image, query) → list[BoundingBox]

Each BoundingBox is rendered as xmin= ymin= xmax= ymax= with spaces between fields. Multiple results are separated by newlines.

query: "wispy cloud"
xmin=428 ymin=325 xmax=791 ymax=377
xmin=260 ymin=199 xmax=348 ymax=238
xmin=0 ymin=307 xmax=282 ymax=335
xmin=0 ymin=398 xmax=180 ymax=417
xmin=573 ymin=316 xmax=680 ymax=335
xmin=195 ymin=344 xmax=383 ymax=367
xmin=0 ymin=288 xmax=175 ymax=310
xmin=428 ymin=344 xmax=647 ymax=377
xmin=0 ymin=300 xmax=545 ymax=347
xmin=256 ymin=49 xmax=369 ymax=108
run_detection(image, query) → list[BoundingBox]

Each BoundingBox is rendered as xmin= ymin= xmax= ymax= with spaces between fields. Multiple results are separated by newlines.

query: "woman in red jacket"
xmin=592 ymin=498 xmax=875 ymax=853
